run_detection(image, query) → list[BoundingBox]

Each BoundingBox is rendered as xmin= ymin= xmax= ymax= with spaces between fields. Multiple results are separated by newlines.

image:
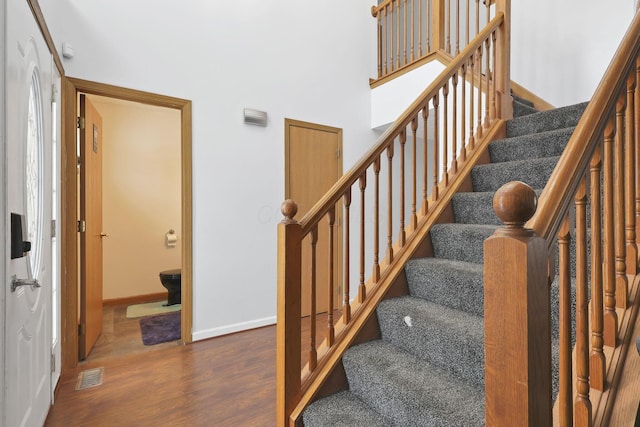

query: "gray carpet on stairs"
xmin=342 ymin=341 xmax=485 ymax=427
xmin=471 ymin=156 xmax=559 ymax=192
xmin=405 ymin=257 xmax=484 ymax=316
xmin=303 ymin=391 xmax=393 ymax=427
xmin=513 ymin=99 xmax=538 ymax=117
xmin=489 ymin=126 xmax=575 ymax=163
xmin=302 ymin=99 xmax=589 ymax=426
xmin=377 ymin=296 xmax=485 ymax=388
xmin=506 ymin=102 xmax=587 ymax=137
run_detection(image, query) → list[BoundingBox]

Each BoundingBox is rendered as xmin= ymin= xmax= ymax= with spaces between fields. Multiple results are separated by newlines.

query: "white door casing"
xmin=50 ymin=65 xmax=62 ymax=401
xmin=0 ymin=0 xmax=7 ymax=423
xmin=5 ymin=0 xmax=54 ymax=425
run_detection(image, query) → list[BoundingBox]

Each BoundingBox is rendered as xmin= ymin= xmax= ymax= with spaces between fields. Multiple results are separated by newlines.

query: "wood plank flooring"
xmin=45 ymin=309 xmax=276 ymax=426
xmin=82 ymin=302 xmax=181 ymax=364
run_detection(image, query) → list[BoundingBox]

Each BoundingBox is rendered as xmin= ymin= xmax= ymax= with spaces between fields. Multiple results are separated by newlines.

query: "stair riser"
xmin=471 ymin=156 xmax=558 ymax=192
xmin=506 ymin=102 xmax=588 ymax=137
xmin=452 ymin=192 xmax=501 ymax=225
xmin=377 ymin=297 xmax=485 ymax=388
xmin=430 ymin=224 xmax=497 ymax=265
xmin=343 ymin=341 xmax=485 ymax=426
xmin=489 ymin=127 xmax=574 ymax=163
xmin=405 ymin=258 xmax=484 ymax=316
xmin=513 ymin=100 xmax=538 ymax=118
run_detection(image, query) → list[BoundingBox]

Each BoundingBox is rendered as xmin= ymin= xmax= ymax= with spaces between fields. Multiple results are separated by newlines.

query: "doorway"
xmin=61 ymin=78 xmax=193 ymax=369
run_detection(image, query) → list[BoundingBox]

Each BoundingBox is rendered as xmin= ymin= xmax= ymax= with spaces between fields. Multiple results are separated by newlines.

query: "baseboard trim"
xmin=192 ymin=316 xmax=277 ymax=341
xmin=510 ymin=80 xmax=555 ymax=111
xmin=103 ymin=292 xmax=167 ymax=307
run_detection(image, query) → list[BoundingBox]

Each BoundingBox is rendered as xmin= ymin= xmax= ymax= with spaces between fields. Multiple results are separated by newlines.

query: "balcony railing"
xmin=372 ymin=0 xmax=495 ymax=83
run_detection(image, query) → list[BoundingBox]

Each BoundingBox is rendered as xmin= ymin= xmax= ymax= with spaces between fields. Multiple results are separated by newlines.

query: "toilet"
xmin=159 ymin=268 xmax=181 ymax=306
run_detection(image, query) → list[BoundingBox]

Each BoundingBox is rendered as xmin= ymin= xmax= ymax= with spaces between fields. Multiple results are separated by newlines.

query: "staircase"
xmin=302 ymin=98 xmax=588 ymax=426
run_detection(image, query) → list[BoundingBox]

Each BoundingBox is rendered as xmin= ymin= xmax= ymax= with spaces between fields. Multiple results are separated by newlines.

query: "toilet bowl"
xmin=159 ymin=268 xmax=181 ymax=306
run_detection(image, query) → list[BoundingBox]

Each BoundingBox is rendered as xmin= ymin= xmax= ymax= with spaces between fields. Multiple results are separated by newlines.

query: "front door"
xmin=5 ymin=0 xmax=54 ymax=424
xmin=79 ymin=95 xmax=104 ymax=360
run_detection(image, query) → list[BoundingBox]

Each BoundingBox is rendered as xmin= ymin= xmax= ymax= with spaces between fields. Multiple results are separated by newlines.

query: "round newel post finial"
xmin=493 ymin=181 xmax=537 ymax=234
xmin=281 ymin=199 xmax=298 ymax=223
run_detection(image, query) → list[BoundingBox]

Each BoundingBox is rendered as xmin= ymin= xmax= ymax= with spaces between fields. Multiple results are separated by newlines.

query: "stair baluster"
xmin=358 ymin=174 xmax=367 ymax=303
xmin=343 ymin=191 xmax=352 ymax=323
xmin=635 ymin=58 xmax=640 ymax=247
xmin=558 ymin=217 xmax=573 ymax=426
xmin=615 ymin=94 xmax=629 ymax=309
xmin=625 ymin=72 xmax=638 ymax=274
xmin=411 ymin=117 xmax=419 ymax=228
xmin=603 ymin=116 xmax=619 ymax=347
xmin=386 ymin=144 xmax=395 ymax=262
xmin=590 ymin=146 xmax=606 ymax=392
xmin=421 ymin=106 xmax=429 ymax=214
xmin=574 ymin=178 xmax=593 ymax=427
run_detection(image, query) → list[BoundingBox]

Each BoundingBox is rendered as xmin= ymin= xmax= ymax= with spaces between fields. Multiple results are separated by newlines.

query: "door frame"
xmin=61 ymin=77 xmax=193 ymax=370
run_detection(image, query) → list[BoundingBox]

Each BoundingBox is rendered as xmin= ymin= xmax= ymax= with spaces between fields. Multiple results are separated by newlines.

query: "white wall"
xmin=371 ymin=60 xmax=445 ymax=129
xmin=90 ymin=96 xmax=182 ymax=301
xmin=511 ymin=1 xmax=634 ymax=107
xmin=34 ymin=0 xmax=635 ymax=340
xmin=38 ymin=0 xmax=378 ymax=339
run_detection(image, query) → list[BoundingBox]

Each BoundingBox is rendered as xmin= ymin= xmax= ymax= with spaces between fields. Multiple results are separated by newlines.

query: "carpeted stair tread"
xmin=489 ymin=126 xmax=575 ymax=163
xmin=430 ymin=223 xmax=498 ymax=264
xmin=506 ymin=101 xmax=588 ymax=137
xmin=405 ymin=258 xmax=484 ymax=316
xmin=343 ymin=340 xmax=484 ymax=426
xmin=513 ymin=100 xmax=538 ymax=118
xmin=377 ymin=296 xmax=484 ymax=387
xmin=303 ymin=391 xmax=393 ymax=427
xmin=452 ymin=190 xmax=543 ymax=225
xmin=471 ymin=156 xmax=559 ymax=192
xmin=452 ymin=191 xmax=502 ymax=225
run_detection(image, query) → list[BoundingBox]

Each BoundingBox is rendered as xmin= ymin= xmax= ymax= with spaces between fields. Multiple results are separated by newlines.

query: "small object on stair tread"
xmin=403 ymin=316 xmax=413 ymax=327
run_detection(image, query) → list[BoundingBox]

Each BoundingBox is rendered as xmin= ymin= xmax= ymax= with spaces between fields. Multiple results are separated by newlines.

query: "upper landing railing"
xmin=372 ymin=0 xmax=495 ymax=84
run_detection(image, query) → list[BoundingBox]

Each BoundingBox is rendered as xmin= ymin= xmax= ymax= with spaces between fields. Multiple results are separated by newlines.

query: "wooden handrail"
xmin=299 ymin=13 xmax=505 ymax=234
xmin=371 ymin=0 xmax=410 ymax=17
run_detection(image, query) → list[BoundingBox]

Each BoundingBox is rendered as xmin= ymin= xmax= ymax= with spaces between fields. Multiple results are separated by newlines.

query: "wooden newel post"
xmin=432 ymin=0 xmax=445 ymax=51
xmin=276 ymin=199 xmax=302 ymax=427
xmin=495 ymin=0 xmax=513 ymax=120
xmin=484 ymin=181 xmax=552 ymax=426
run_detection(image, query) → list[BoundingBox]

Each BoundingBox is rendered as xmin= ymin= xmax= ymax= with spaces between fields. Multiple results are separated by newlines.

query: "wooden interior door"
xmin=285 ymin=119 xmax=343 ymax=317
xmin=79 ymin=95 xmax=104 ymax=360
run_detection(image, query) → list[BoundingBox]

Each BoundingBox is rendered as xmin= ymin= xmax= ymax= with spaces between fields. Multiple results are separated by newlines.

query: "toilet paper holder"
xmin=166 ymin=229 xmax=178 ymax=247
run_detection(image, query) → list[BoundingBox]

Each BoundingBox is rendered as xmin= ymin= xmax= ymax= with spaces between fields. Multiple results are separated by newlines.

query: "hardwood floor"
xmin=45 ymin=312 xmax=276 ymax=426
xmin=81 ymin=302 xmax=181 ymax=364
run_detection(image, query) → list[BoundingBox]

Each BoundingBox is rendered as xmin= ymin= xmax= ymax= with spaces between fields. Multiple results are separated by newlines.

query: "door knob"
xmin=100 ymin=233 xmax=109 ymax=238
xmin=11 ymin=275 xmax=41 ymax=292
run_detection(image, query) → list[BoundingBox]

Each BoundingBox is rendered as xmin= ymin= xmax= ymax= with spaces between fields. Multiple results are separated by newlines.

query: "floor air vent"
xmin=75 ymin=367 xmax=104 ymax=390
